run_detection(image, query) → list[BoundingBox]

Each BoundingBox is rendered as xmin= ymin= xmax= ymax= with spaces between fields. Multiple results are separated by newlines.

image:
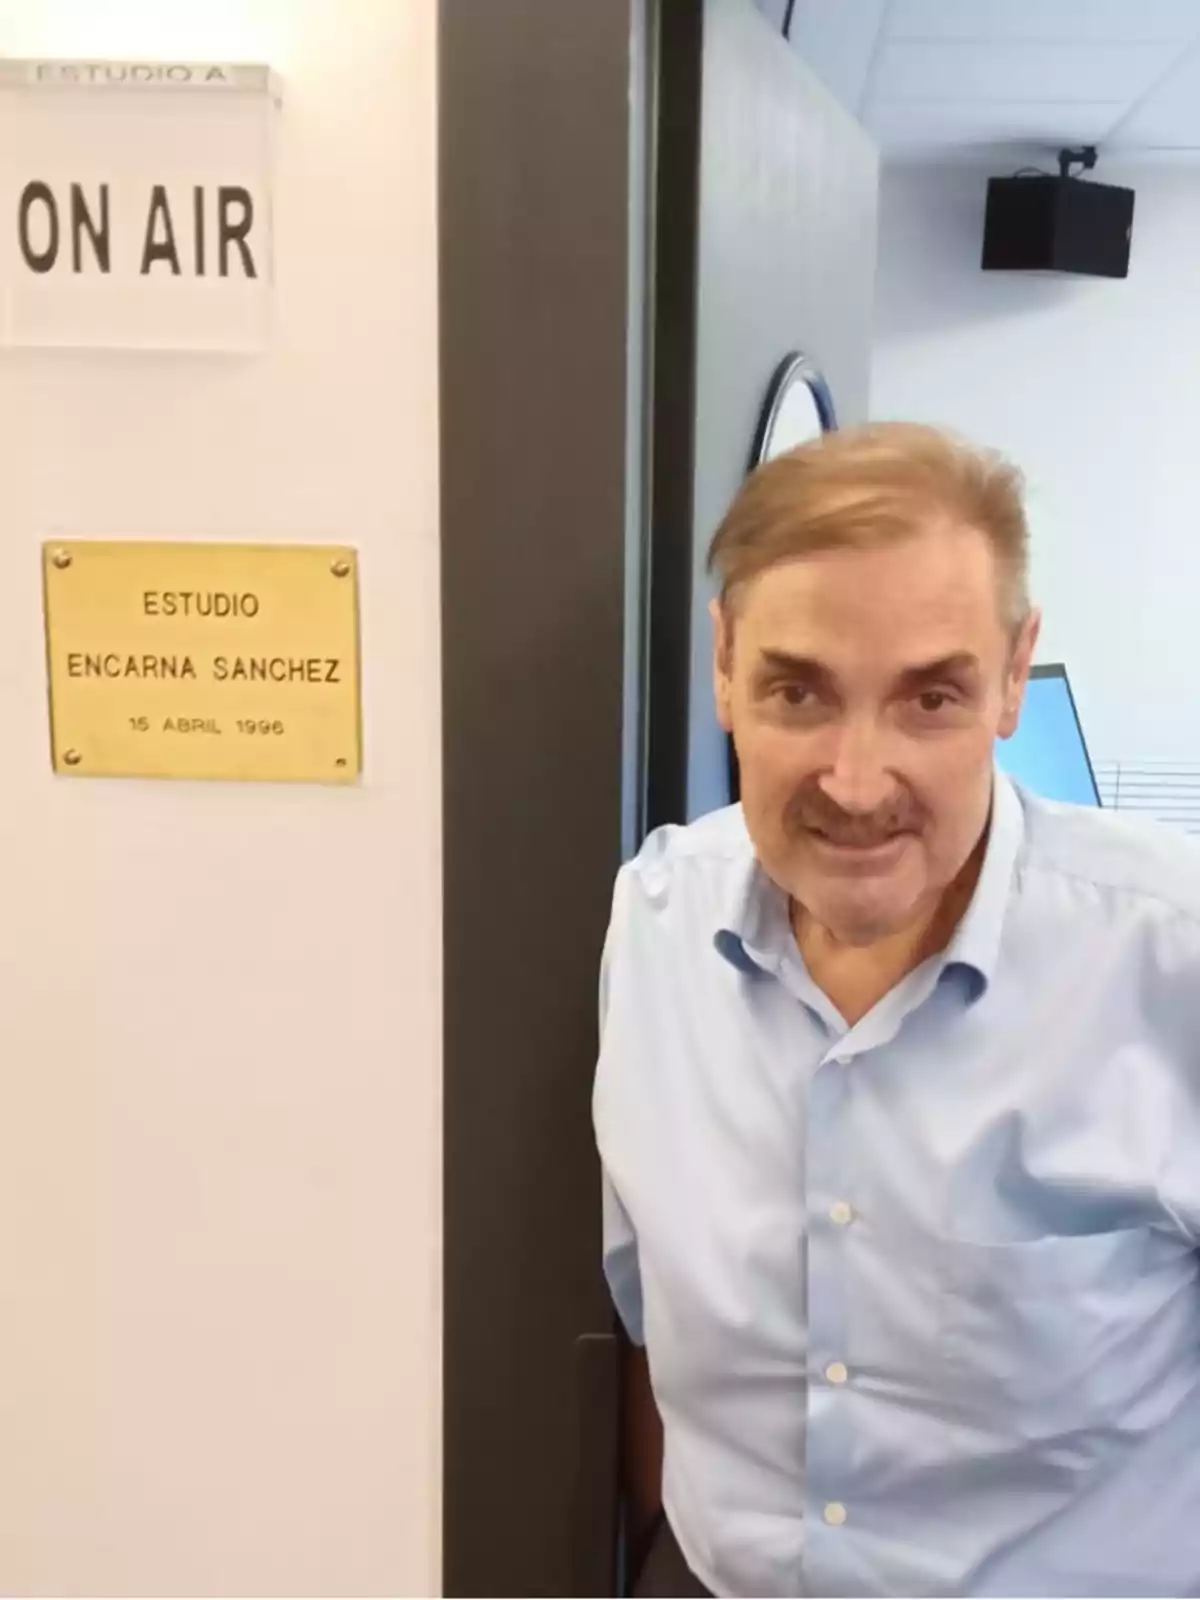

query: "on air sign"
xmin=16 ymin=181 xmax=260 ymax=280
xmin=0 ymin=60 xmax=276 ymax=351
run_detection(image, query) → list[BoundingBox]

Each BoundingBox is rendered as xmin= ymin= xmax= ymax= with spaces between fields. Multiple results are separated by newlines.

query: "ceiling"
xmin=760 ymin=0 xmax=1200 ymax=163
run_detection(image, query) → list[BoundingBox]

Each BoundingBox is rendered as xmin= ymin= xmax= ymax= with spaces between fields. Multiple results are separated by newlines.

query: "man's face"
xmin=713 ymin=522 xmax=1039 ymax=948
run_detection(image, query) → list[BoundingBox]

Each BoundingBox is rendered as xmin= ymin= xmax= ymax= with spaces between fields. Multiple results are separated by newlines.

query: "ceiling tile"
xmin=750 ymin=0 xmax=791 ymax=30
xmin=792 ymin=0 xmax=1200 ymax=161
xmin=888 ymin=0 xmax=1200 ymax=44
xmin=1110 ymin=40 xmax=1200 ymax=144
xmin=787 ymin=0 xmax=888 ymax=115
xmin=869 ymin=39 xmax=1179 ymax=103
xmin=865 ymin=98 xmax=1127 ymax=153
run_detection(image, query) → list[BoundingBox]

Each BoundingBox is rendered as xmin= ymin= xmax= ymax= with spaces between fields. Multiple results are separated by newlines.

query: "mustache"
xmin=785 ymin=784 xmax=923 ymax=847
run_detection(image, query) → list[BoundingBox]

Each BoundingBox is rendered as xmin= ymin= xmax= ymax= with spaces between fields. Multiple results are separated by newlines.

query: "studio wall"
xmin=0 ymin=3 xmax=441 ymax=1593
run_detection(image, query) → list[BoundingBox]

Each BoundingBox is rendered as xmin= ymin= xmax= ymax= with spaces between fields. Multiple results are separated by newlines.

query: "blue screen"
xmin=996 ymin=671 xmax=1099 ymax=806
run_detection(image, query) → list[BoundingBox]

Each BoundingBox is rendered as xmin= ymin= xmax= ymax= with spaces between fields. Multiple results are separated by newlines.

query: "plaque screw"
xmin=335 ymin=758 xmax=348 ymax=768
xmin=331 ymin=559 xmax=351 ymax=578
xmin=63 ymin=749 xmax=82 ymax=767
xmin=52 ymin=549 xmax=73 ymax=570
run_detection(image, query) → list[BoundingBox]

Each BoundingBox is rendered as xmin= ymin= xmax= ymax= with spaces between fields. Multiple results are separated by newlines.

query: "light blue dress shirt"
xmin=593 ymin=774 xmax=1200 ymax=1597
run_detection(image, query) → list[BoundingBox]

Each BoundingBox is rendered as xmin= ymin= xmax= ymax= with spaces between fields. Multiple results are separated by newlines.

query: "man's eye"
xmin=917 ymin=690 xmax=954 ymax=714
xmin=777 ymin=684 xmax=814 ymax=708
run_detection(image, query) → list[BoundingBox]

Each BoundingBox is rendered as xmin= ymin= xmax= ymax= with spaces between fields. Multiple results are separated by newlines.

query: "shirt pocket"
xmin=847 ymin=1223 xmax=1196 ymax=1435
xmin=932 ymin=1226 xmax=1190 ymax=1432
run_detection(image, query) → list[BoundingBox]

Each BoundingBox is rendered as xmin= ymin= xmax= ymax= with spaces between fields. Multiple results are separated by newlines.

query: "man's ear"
xmin=998 ymin=608 xmax=1042 ymax=740
xmin=710 ymin=597 xmax=734 ymax=734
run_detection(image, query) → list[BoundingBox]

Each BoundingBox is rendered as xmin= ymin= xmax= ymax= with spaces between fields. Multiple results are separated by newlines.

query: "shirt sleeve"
xmin=601 ymin=1168 xmax=645 ymax=1346
xmin=597 ymin=864 xmax=646 ymax=1345
xmin=1148 ymin=910 xmax=1200 ymax=1242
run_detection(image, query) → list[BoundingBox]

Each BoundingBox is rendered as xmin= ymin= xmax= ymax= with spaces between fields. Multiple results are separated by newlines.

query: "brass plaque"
xmin=43 ymin=541 xmax=361 ymax=783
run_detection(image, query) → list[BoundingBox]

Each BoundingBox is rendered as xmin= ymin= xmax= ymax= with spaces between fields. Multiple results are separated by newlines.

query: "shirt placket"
xmin=803 ymin=1039 xmax=857 ymax=1592
xmin=797 ymin=976 xmax=929 ymax=1595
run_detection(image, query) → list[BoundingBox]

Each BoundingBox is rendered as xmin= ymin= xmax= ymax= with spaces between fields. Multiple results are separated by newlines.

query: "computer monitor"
xmin=996 ymin=663 xmax=1100 ymax=806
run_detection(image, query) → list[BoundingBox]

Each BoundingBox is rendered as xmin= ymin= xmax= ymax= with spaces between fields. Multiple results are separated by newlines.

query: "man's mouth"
xmin=806 ymin=827 xmax=912 ymax=854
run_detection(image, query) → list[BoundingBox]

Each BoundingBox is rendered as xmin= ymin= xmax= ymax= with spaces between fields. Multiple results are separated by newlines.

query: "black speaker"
xmin=982 ymin=176 xmax=1134 ymax=279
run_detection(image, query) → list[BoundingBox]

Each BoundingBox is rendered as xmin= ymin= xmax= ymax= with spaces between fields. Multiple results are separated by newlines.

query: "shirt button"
xmin=825 ymin=1361 xmax=849 ymax=1386
xmin=824 ymin=1502 xmax=848 ymax=1527
xmin=834 ymin=1054 xmax=854 ymax=1068
xmin=829 ymin=1201 xmax=854 ymax=1226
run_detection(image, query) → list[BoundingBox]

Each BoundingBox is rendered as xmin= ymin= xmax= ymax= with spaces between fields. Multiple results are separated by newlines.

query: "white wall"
xmin=874 ymin=161 xmax=1200 ymax=766
xmin=0 ymin=3 xmax=440 ymax=1595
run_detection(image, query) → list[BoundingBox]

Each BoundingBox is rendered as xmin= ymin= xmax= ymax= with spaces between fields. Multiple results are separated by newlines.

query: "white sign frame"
xmin=0 ymin=59 xmax=278 ymax=353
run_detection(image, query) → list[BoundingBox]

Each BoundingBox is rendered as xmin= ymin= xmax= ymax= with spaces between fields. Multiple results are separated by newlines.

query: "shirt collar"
xmin=714 ymin=837 xmax=791 ymax=977
xmin=941 ymin=769 xmax=1024 ymax=994
xmin=715 ymin=768 xmax=1025 ymax=996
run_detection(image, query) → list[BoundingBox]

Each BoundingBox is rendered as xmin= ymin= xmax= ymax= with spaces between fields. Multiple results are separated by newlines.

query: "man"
xmin=593 ymin=422 xmax=1200 ymax=1598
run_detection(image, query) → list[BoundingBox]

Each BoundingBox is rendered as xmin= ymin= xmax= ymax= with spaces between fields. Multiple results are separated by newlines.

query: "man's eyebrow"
xmin=756 ymin=651 xmax=836 ymax=684
xmin=896 ymin=653 xmax=982 ymax=689
xmin=753 ymin=650 xmax=983 ymax=692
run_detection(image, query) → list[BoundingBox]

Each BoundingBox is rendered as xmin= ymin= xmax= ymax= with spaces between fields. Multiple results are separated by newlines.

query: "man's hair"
xmin=707 ymin=421 xmax=1031 ymax=627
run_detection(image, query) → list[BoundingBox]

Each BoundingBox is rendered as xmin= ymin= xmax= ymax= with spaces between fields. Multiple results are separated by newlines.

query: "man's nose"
xmin=816 ymin=719 xmax=898 ymax=815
